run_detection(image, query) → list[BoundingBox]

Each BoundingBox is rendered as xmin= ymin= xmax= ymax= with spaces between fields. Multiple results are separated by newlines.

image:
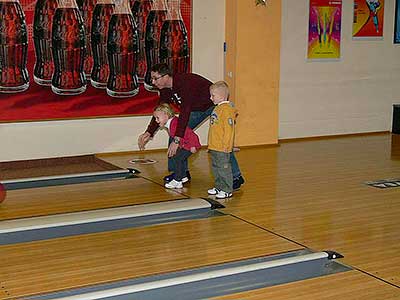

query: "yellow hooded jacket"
xmin=208 ymin=101 xmax=237 ymax=153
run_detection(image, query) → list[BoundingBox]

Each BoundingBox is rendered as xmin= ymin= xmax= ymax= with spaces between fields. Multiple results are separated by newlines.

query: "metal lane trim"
xmin=0 ymin=198 xmax=211 ymax=234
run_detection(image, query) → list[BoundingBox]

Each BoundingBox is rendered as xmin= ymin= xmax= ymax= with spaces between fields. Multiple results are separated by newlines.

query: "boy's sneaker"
xmin=164 ymin=179 xmax=183 ymax=189
xmin=164 ymin=171 xmax=191 ymax=183
xmin=215 ymin=190 xmax=233 ymax=199
xmin=163 ymin=173 xmax=175 ymax=182
xmin=233 ymin=176 xmax=245 ymax=190
xmin=207 ymin=187 xmax=219 ymax=195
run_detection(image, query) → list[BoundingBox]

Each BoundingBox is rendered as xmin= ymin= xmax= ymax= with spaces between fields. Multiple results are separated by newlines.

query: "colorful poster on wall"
xmin=307 ymin=0 xmax=342 ymax=60
xmin=395 ymin=0 xmax=400 ymax=43
xmin=352 ymin=0 xmax=384 ymax=38
xmin=0 ymin=0 xmax=192 ymax=123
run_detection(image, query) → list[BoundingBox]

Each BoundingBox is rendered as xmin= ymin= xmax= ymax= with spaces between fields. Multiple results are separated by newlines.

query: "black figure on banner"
xmin=90 ymin=0 xmax=114 ymax=88
xmin=106 ymin=0 xmax=139 ymax=97
xmin=159 ymin=0 xmax=189 ymax=74
xmin=130 ymin=0 xmax=152 ymax=82
xmin=33 ymin=0 xmax=58 ymax=86
xmin=78 ymin=0 xmax=97 ymax=80
xmin=51 ymin=0 xmax=86 ymax=95
xmin=0 ymin=0 xmax=29 ymax=93
xmin=144 ymin=0 xmax=167 ymax=91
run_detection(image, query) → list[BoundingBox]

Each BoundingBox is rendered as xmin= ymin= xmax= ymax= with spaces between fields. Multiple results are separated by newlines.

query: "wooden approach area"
xmin=0 ymin=133 xmax=399 ymax=299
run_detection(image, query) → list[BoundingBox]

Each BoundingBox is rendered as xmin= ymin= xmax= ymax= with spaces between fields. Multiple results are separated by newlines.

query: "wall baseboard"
xmin=279 ymin=131 xmax=390 ymax=144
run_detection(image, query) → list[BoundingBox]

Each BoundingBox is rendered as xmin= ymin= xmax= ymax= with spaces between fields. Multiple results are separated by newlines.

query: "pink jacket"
xmin=169 ymin=117 xmax=201 ymax=151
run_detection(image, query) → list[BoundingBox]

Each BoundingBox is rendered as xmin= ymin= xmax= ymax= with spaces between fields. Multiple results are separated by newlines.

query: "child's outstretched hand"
xmin=190 ymin=147 xmax=197 ymax=153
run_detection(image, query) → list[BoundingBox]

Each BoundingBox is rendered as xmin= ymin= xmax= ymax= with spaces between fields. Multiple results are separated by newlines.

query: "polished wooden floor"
xmin=0 ymin=132 xmax=399 ymax=299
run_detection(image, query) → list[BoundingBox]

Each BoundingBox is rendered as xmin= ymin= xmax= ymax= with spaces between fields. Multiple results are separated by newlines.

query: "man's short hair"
xmin=151 ymin=63 xmax=172 ymax=76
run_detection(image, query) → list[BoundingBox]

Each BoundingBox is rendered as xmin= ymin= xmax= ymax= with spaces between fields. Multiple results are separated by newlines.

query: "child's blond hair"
xmin=154 ymin=103 xmax=175 ymax=118
xmin=210 ymin=81 xmax=229 ymax=100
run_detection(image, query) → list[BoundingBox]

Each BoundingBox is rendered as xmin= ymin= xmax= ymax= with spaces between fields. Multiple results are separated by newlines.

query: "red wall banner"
xmin=0 ymin=0 xmax=191 ymax=122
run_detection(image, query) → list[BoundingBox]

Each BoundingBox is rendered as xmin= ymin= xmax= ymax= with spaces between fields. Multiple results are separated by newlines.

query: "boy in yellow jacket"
xmin=207 ymin=81 xmax=238 ymax=199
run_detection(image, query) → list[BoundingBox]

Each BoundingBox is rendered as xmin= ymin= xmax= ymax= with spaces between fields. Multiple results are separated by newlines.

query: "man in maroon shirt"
xmin=138 ymin=63 xmax=244 ymax=190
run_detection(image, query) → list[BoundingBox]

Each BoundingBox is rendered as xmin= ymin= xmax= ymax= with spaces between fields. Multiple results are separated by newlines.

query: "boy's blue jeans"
xmin=168 ymin=106 xmax=241 ymax=180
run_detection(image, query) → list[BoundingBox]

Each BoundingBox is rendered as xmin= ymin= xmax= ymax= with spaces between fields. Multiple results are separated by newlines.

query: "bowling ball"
xmin=0 ymin=183 xmax=6 ymax=203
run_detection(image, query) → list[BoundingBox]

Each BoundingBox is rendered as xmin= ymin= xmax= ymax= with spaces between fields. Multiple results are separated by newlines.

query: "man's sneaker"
xmin=164 ymin=171 xmax=191 ymax=183
xmin=233 ymin=176 xmax=245 ymax=190
xmin=216 ymin=190 xmax=233 ymax=199
xmin=164 ymin=179 xmax=183 ymax=189
xmin=207 ymin=187 xmax=219 ymax=195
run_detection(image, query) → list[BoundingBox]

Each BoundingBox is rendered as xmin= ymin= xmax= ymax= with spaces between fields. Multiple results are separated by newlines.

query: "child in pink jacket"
xmin=153 ymin=103 xmax=201 ymax=189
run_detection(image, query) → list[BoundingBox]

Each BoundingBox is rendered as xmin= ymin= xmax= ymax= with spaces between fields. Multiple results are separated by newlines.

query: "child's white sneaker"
xmin=215 ymin=190 xmax=233 ymax=199
xmin=165 ymin=179 xmax=183 ymax=189
xmin=207 ymin=187 xmax=219 ymax=195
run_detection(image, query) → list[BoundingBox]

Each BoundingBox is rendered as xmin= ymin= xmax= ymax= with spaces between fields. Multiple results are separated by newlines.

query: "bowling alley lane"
xmin=212 ymin=270 xmax=400 ymax=300
xmin=0 ymin=177 xmax=185 ymax=221
xmin=0 ymin=215 xmax=301 ymax=299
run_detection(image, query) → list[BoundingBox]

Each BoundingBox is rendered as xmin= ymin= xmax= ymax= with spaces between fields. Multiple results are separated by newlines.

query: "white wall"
xmin=279 ymin=0 xmax=400 ymax=139
xmin=0 ymin=0 xmax=225 ymax=162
